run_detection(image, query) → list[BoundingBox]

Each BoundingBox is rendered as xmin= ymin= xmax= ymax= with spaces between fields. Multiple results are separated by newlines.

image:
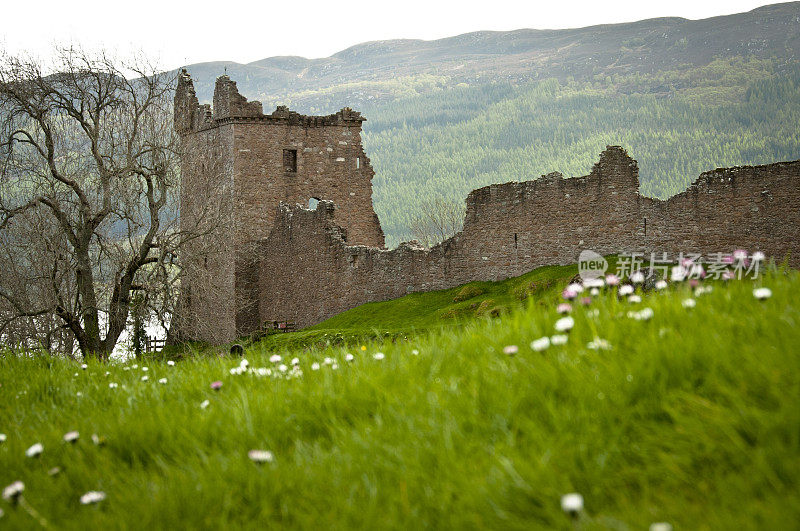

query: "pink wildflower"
xmin=503 ymin=345 xmax=519 ymax=356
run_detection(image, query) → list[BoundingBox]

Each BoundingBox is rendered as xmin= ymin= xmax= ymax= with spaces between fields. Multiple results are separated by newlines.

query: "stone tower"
xmin=174 ymin=70 xmax=384 ymax=342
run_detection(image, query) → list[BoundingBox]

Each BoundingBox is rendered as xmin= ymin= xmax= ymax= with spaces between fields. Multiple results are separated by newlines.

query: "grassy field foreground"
xmin=1 ymin=269 xmax=799 ymax=529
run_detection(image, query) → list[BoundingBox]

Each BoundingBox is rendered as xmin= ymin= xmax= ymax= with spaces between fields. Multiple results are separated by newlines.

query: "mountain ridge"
xmin=180 ymin=2 xmax=800 ymax=105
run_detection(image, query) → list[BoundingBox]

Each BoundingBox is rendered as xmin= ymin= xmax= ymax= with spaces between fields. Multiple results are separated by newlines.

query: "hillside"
xmin=181 ymin=2 xmax=800 ymax=104
xmin=2 ymin=264 xmax=798 ymax=528
xmin=178 ymin=3 xmax=800 ymax=246
xmin=252 ymin=261 xmax=590 ymax=352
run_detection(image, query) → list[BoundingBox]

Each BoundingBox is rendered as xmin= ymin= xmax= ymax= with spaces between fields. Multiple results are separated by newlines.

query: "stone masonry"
xmin=259 ymin=148 xmax=800 ymax=329
xmin=176 ymin=73 xmax=800 ymax=342
xmin=175 ymin=71 xmax=384 ymax=342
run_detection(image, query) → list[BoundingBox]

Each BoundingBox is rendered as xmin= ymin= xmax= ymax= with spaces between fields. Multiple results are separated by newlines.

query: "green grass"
xmin=254 ymin=261 xmax=594 ymax=352
xmin=1 ymin=266 xmax=799 ymax=529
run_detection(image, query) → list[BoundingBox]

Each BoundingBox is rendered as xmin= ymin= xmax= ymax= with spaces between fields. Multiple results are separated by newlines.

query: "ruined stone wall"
xmin=258 ymin=147 xmax=800 ymax=328
xmin=640 ymin=162 xmax=800 ymax=258
xmin=230 ymin=114 xmax=384 ymax=333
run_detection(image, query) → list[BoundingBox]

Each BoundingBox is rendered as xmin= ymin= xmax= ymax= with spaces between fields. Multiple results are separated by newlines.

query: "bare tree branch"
xmin=0 ymin=46 xmax=226 ymax=359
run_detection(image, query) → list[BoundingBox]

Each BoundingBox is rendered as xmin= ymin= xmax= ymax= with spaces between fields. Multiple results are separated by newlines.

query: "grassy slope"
xmin=253 ymin=261 xmax=597 ymax=352
xmin=1 ymin=266 xmax=799 ymax=529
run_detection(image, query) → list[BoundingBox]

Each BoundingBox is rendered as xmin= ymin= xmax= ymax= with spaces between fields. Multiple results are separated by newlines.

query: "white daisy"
xmin=291 ymin=357 xmax=300 ymax=366
xmin=311 ymin=362 xmax=320 ymax=371
xmin=200 ymin=400 xmax=210 ymax=409
xmin=411 ymin=349 xmax=420 ymax=355
xmin=566 ymin=283 xmax=584 ymax=293
xmin=551 ymin=334 xmax=569 ymax=345
xmin=682 ymin=298 xmax=696 ymax=308
xmin=81 ymin=363 xmax=88 ymax=370
xmin=331 ymin=363 xmax=339 ymax=370
xmin=587 ymin=338 xmax=612 ymax=350
xmin=373 ymin=352 xmax=386 ymax=360
xmin=158 ymin=378 xmax=167 ymax=384
xmin=80 ymin=491 xmax=106 ymax=505
xmin=530 ymin=337 xmax=550 ymax=352
xmin=2 ymin=481 xmax=24 ymax=501
xmin=269 ymin=354 xmax=281 ymax=363
xmin=628 ymin=308 xmax=654 ymax=321
xmin=109 ymin=382 xmax=118 ymax=389
xmin=752 ymin=251 xmax=765 ymax=262
xmin=630 ymin=271 xmax=645 ymax=284
xmin=753 ymin=287 xmax=772 ymax=300
xmin=628 ymin=294 xmax=642 ymax=303
xmin=502 ymin=345 xmax=518 ymax=356
xmin=323 ymin=357 xmax=334 ymax=365
xmin=670 ymin=265 xmax=687 ymax=282
xmin=25 ymin=443 xmax=43 ymax=458
xmin=248 ymin=449 xmax=274 ymax=463
xmin=142 ymin=367 xmax=149 ymax=372
xmin=141 ymin=375 xmax=149 ymax=382
xmin=0 ymin=433 xmax=6 ymax=443
xmin=76 ymin=391 xmax=83 ymax=397
xmin=278 ymin=364 xmax=288 ymax=372
xmin=654 ymin=280 xmax=668 ymax=290
xmin=638 ymin=307 xmax=654 ymax=321
xmin=63 ymin=431 xmax=79 ymax=443
xmin=345 ymin=353 xmax=354 ymax=362
xmin=554 ymin=316 xmax=575 ymax=332
xmin=649 ymin=524 xmax=673 ymax=531
xmin=561 ymin=492 xmax=583 ymax=514
xmin=167 ymin=360 xmax=175 ymax=366
xmin=619 ymin=285 xmax=634 ymax=296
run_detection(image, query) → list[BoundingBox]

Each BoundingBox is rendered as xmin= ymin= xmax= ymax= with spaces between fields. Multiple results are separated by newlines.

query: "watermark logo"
xmin=578 ymin=250 xmax=608 ymax=281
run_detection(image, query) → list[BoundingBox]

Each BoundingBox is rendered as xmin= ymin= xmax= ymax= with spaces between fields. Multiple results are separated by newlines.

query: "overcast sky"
xmin=0 ymin=0 xmax=776 ymax=70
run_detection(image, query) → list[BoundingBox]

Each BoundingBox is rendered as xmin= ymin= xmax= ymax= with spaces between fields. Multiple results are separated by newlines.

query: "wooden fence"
xmin=145 ymin=336 xmax=166 ymax=353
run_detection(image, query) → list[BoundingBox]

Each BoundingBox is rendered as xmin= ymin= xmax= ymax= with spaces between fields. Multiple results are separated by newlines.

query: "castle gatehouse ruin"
xmin=175 ymin=71 xmax=800 ymax=343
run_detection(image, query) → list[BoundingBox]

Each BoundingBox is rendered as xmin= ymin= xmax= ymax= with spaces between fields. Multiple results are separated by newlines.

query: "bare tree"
xmin=407 ymin=196 xmax=464 ymax=248
xmin=0 ymin=48 xmax=224 ymax=360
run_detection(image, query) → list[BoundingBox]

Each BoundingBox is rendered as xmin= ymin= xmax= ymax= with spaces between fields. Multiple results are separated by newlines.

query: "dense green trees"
xmin=349 ymin=60 xmax=800 ymax=245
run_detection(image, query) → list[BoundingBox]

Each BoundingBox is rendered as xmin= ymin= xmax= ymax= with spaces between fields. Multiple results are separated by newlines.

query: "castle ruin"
xmin=176 ymin=72 xmax=800 ymax=343
xmin=175 ymin=70 xmax=383 ymax=341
